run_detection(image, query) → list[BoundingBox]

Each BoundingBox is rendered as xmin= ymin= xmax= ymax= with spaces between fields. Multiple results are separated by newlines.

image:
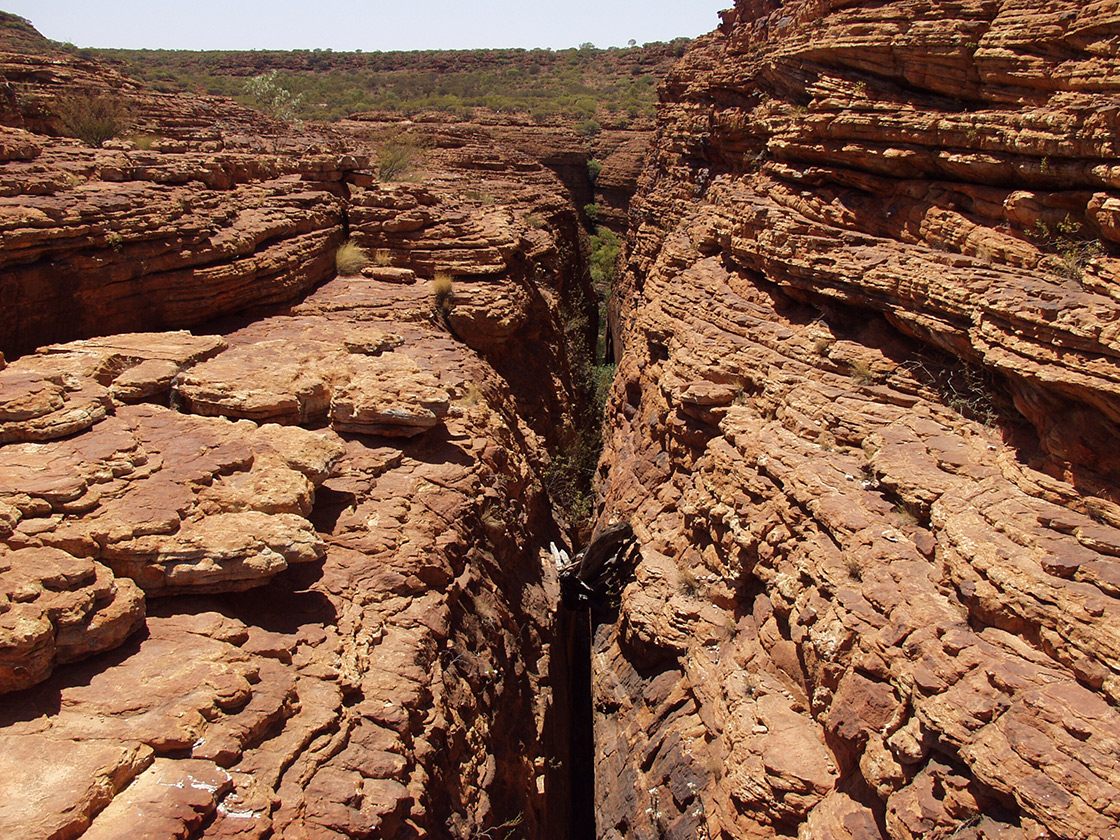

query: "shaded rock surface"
xmin=594 ymin=2 xmax=1120 ymax=839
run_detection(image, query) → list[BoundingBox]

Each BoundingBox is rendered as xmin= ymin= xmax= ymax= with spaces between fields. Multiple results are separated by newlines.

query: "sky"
xmin=4 ymin=1 xmax=726 ymax=51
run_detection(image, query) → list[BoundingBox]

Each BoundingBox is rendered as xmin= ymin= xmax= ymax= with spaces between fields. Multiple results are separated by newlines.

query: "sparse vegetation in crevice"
xmin=335 ymin=240 xmax=369 ymax=276
xmin=469 ymin=813 xmax=525 ymax=840
xmin=848 ymin=359 xmax=879 ymax=385
xmin=592 ymin=362 xmax=617 ymax=419
xmin=589 ymin=224 xmax=621 ymax=366
xmin=544 ymin=443 xmax=597 ymax=536
xmin=891 ymin=502 xmax=922 ymax=528
xmin=899 ymin=354 xmax=1010 ymax=427
xmin=677 ymin=563 xmax=704 ymax=598
xmin=432 ymin=270 xmax=454 ymax=309
xmin=542 ymin=226 xmax=621 ymax=538
xmin=588 ymin=226 xmax=620 ymax=288
xmin=1033 ymin=214 xmax=1105 ymax=281
xmin=844 ymin=553 xmax=863 ymax=581
xmin=548 ymin=306 xmax=598 ymax=533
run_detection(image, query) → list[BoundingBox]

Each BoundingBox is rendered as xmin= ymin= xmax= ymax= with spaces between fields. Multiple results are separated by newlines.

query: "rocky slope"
xmin=0 ymin=42 xmax=596 ymax=840
xmin=594 ymin=1 xmax=1120 ymax=839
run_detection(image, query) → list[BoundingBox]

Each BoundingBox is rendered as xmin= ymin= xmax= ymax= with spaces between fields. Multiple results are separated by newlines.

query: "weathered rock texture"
xmin=594 ymin=2 xmax=1120 ymax=839
xmin=0 ymin=124 xmax=356 ymax=358
xmin=0 ymin=47 xmax=595 ymax=839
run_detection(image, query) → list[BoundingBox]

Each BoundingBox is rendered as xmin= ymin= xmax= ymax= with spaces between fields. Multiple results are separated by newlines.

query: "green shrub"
xmin=377 ymin=136 xmax=420 ymax=181
xmin=589 ymin=226 xmax=620 ymax=286
xmin=335 ymin=240 xmax=369 ymax=275
xmin=54 ymin=92 xmax=130 ymax=147
xmin=243 ymin=70 xmax=303 ymax=126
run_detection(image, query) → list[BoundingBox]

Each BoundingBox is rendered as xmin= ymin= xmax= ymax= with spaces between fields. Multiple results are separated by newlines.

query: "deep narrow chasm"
xmin=13 ymin=3 xmax=1120 ymax=839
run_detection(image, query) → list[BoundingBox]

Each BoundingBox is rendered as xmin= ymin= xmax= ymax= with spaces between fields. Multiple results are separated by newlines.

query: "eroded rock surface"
xmin=594 ymin=2 xmax=1120 ymax=839
xmin=0 ymin=46 xmax=594 ymax=839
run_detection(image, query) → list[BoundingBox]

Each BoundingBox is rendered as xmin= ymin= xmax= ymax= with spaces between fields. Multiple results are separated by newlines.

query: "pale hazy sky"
xmin=5 ymin=1 xmax=726 ymax=51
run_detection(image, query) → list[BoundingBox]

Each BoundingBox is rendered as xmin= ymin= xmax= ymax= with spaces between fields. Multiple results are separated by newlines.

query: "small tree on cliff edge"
xmin=243 ymin=71 xmax=304 ymax=127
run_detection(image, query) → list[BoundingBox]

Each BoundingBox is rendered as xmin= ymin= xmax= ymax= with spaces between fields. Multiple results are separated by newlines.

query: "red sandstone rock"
xmin=593 ymin=2 xmax=1120 ymax=838
xmin=0 ymin=52 xmax=594 ymax=840
xmin=0 ymin=546 xmax=143 ymax=693
xmin=0 ymin=734 xmax=153 ymax=840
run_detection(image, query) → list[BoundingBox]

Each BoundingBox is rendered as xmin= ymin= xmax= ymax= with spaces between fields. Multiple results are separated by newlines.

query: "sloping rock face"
xmin=595 ymin=2 xmax=1120 ymax=839
xmin=590 ymin=130 xmax=652 ymax=235
xmin=0 ymin=57 xmax=594 ymax=839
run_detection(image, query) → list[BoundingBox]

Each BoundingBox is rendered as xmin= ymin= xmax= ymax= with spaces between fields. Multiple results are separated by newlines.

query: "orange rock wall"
xmin=594 ymin=2 xmax=1120 ymax=838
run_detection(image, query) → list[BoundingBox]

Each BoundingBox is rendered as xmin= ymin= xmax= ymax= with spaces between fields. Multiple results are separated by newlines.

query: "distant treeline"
xmin=84 ymin=41 xmax=691 ymax=124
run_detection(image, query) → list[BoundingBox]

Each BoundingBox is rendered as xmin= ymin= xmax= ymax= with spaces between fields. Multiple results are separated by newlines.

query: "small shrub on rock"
xmin=55 ymin=91 xmax=130 ymax=147
xmin=243 ymin=70 xmax=304 ymax=126
xmin=432 ymin=271 xmax=454 ymax=312
xmin=378 ymin=136 xmax=420 ymax=181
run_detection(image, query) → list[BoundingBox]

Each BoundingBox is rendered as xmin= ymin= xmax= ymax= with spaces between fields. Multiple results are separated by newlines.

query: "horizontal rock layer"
xmin=595 ymin=2 xmax=1120 ymax=839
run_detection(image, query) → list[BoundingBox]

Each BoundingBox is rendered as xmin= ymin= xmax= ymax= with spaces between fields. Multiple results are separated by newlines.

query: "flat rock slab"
xmin=0 ymin=734 xmax=153 ymax=840
xmin=81 ymin=758 xmax=234 ymax=840
xmin=0 ymin=403 xmax=341 ymax=692
xmin=0 ymin=331 xmax=227 ymax=444
xmin=176 ymin=314 xmax=449 ymax=437
xmin=1 ymin=404 xmax=340 ymax=598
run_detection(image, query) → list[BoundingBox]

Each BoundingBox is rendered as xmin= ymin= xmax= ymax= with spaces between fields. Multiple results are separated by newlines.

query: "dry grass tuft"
xmin=849 ymin=359 xmax=878 ymax=385
xmin=335 ymin=241 xmax=370 ymax=276
xmin=432 ymin=270 xmax=454 ymax=311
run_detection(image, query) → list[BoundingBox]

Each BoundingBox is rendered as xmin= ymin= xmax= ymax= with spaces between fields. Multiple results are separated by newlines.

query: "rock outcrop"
xmin=345 ymin=115 xmax=654 ymax=237
xmin=0 ymin=46 xmax=595 ymax=840
xmin=0 ymin=125 xmax=353 ymax=358
xmin=594 ymin=2 xmax=1120 ymax=839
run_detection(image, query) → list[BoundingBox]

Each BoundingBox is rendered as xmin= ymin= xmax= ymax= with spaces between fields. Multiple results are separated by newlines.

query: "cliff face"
xmin=0 ymin=48 xmax=595 ymax=840
xmin=595 ymin=2 xmax=1120 ymax=839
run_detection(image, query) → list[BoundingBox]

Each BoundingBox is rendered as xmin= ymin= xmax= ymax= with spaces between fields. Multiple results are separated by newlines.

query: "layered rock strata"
xmin=0 ymin=124 xmax=356 ymax=358
xmin=0 ymin=61 xmax=593 ymax=839
xmin=345 ymin=116 xmax=653 ymax=238
xmin=594 ymin=2 xmax=1120 ymax=839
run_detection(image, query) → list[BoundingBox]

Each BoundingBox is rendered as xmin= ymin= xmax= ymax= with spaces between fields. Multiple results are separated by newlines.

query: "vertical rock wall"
xmin=595 ymin=2 xmax=1120 ymax=838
